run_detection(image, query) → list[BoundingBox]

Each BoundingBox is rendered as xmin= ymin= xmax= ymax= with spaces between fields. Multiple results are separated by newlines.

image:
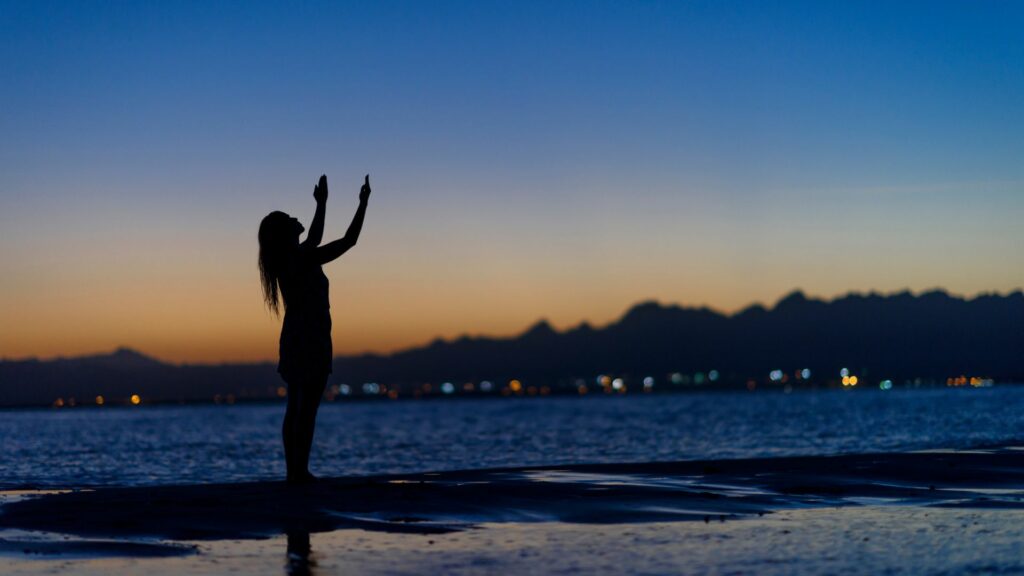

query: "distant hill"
xmin=2 ymin=289 xmax=1022 ymax=406
xmin=0 ymin=347 xmax=281 ymax=407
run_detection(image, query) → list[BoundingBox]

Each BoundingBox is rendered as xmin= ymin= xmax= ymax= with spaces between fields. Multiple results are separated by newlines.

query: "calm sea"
xmin=2 ymin=386 xmax=1022 ymax=489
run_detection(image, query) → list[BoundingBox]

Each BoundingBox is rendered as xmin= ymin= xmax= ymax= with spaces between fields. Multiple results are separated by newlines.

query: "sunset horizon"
xmin=5 ymin=283 xmax=1021 ymax=365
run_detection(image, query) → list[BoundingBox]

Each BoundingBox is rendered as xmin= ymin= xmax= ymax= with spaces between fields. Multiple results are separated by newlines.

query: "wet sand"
xmin=3 ymin=447 xmax=1024 ymax=574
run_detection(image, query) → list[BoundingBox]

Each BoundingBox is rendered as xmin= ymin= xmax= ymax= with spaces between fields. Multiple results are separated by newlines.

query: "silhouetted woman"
xmin=259 ymin=174 xmax=371 ymax=483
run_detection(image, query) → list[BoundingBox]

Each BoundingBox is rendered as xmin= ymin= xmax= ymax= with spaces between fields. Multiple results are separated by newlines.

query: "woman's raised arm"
xmin=301 ymin=175 xmax=328 ymax=248
xmin=315 ymin=175 xmax=371 ymax=264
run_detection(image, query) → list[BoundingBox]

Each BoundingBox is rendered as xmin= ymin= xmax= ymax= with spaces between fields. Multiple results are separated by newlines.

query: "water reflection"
xmin=286 ymin=530 xmax=315 ymax=576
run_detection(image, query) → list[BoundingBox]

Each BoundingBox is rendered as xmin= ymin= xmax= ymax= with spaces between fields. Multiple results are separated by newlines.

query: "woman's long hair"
xmin=258 ymin=211 xmax=293 ymax=316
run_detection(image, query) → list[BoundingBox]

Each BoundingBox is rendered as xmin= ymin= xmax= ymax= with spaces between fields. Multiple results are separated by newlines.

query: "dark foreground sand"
xmin=3 ymin=447 xmax=1024 ymax=574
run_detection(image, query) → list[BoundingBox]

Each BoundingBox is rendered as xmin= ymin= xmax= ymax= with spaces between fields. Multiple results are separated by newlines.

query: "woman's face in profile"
xmin=280 ymin=213 xmax=304 ymax=236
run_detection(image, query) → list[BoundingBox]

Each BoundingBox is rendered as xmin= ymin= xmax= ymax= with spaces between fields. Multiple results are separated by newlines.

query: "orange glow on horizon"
xmin=3 ymin=281 xmax=1023 ymax=365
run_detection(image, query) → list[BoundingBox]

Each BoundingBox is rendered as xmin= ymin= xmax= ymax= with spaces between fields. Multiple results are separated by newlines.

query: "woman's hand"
xmin=359 ymin=174 xmax=371 ymax=203
xmin=314 ymin=174 xmax=328 ymax=204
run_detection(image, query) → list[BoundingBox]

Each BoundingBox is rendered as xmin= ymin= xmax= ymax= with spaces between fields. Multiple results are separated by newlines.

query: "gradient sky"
xmin=2 ymin=1 xmax=1023 ymax=363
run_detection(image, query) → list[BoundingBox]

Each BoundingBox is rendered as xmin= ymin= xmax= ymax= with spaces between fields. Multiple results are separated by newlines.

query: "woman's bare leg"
xmin=283 ymin=380 xmax=303 ymax=481
xmin=294 ymin=375 xmax=328 ymax=480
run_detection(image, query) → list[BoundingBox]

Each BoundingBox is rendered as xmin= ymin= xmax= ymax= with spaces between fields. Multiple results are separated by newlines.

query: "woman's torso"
xmin=277 ymin=249 xmax=333 ymax=379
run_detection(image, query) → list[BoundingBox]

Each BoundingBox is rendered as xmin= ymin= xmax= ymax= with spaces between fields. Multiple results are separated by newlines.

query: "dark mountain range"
xmin=2 ymin=289 xmax=1022 ymax=406
xmin=0 ymin=347 xmax=281 ymax=407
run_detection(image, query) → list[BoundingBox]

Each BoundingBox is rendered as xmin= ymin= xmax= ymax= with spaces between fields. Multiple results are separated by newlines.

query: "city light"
xmin=947 ymin=375 xmax=994 ymax=388
xmin=52 ymin=368 xmax=1003 ymax=406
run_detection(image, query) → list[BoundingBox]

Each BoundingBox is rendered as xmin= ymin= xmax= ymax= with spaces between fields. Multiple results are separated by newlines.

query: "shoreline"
xmin=4 ymin=446 xmax=1024 ymax=542
xmin=4 ymin=446 xmax=1024 ymax=574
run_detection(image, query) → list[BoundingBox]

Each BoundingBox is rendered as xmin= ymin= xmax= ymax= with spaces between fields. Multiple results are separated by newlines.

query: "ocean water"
xmin=2 ymin=386 xmax=1023 ymax=489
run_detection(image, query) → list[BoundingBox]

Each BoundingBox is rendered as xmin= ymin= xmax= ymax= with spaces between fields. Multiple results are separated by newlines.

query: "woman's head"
xmin=258 ymin=211 xmax=303 ymax=315
xmin=260 ymin=211 xmax=304 ymax=242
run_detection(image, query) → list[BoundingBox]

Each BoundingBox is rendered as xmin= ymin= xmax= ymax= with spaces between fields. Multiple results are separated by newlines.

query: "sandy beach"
xmin=3 ymin=446 xmax=1024 ymax=574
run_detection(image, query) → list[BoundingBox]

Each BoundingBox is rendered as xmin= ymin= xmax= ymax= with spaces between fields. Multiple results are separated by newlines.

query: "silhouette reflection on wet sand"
xmin=286 ymin=530 xmax=314 ymax=576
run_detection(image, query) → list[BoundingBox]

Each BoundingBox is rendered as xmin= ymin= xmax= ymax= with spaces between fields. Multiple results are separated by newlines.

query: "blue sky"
xmin=2 ymin=1 xmax=1022 ymax=361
